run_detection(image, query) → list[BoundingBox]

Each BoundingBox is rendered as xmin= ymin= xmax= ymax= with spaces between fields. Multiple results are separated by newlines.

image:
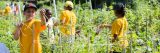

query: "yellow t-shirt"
xmin=60 ymin=10 xmax=76 ymax=36
xmin=19 ymin=19 xmax=46 ymax=53
xmin=111 ymin=17 xmax=128 ymax=48
xmin=111 ymin=17 xmax=128 ymax=38
xmin=4 ymin=6 xmax=11 ymax=15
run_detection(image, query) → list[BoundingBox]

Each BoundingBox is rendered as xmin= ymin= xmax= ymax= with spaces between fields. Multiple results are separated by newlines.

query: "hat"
xmin=24 ymin=3 xmax=37 ymax=11
xmin=65 ymin=1 xmax=73 ymax=8
xmin=113 ymin=3 xmax=125 ymax=10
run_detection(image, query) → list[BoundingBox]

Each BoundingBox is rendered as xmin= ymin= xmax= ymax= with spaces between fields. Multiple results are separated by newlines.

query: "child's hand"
xmin=16 ymin=22 xmax=23 ymax=28
xmin=95 ymin=27 xmax=101 ymax=35
xmin=112 ymin=34 xmax=118 ymax=42
xmin=40 ymin=9 xmax=46 ymax=25
xmin=95 ymin=24 xmax=106 ymax=35
xmin=40 ymin=9 xmax=46 ymax=20
xmin=13 ymin=22 xmax=23 ymax=40
xmin=40 ymin=9 xmax=46 ymax=16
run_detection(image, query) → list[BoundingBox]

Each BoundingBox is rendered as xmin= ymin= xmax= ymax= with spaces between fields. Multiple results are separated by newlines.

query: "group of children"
xmin=0 ymin=2 xmax=19 ymax=16
xmin=12 ymin=1 xmax=76 ymax=53
xmin=11 ymin=1 xmax=128 ymax=53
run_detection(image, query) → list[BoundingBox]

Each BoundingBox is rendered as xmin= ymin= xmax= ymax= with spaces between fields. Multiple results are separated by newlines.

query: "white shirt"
xmin=0 ymin=43 xmax=10 ymax=53
xmin=46 ymin=17 xmax=58 ymax=43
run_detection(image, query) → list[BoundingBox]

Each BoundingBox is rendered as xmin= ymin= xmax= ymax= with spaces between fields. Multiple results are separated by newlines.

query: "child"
xmin=13 ymin=3 xmax=46 ymax=53
xmin=13 ymin=3 xmax=19 ymax=16
xmin=98 ymin=3 xmax=128 ymax=53
xmin=59 ymin=1 xmax=77 ymax=52
xmin=4 ymin=3 xmax=11 ymax=16
xmin=44 ymin=9 xmax=58 ymax=43
xmin=60 ymin=1 xmax=77 ymax=36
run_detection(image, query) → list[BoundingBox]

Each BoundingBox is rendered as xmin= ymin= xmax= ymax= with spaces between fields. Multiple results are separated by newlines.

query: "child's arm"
xmin=96 ymin=24 xmax=111 ymax=35
xmin=60 ymin=12 xmax=66 ymax=25
xmin=99 ymin=24 xmax=111 ymax=29
xmin=12 ymin=23 xmax=22 ymax=40
xmin=40 ymin=9 xmax=46 ymax=26
xmin=112 ymin=34 xmax=118 ymax=42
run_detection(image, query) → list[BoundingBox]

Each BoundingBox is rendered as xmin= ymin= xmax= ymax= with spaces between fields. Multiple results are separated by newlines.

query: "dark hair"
xmin=45 ymin=9 xmax=52 ymax=22
xmin=45 ymin=9 xmax=51 ymax=14
xmin=66 ymin=6 xmax=73 ymax=11
xmin=113 ymin=3 xmax=125 ymax=17
xmin=115 ymin=9 xmax=125 ymax=17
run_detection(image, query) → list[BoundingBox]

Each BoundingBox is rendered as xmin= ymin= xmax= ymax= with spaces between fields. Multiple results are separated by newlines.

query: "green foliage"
xmin=0 ymin=0 xmax=160 ymax=53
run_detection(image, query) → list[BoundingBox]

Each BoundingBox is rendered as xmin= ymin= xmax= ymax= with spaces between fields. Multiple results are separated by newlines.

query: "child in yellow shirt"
xmin=60 ymin=1 xmax=77 ymax=36
xmin=98 ymin=3 xmax=128 ymax=53
xmin=13 ymin=3 xmax=46 ymax=53
xmin=4 ymin=4 xmax=11 ymax=16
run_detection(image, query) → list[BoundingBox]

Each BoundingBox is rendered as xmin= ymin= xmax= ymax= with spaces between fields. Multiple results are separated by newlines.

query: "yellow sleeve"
xmin=60 ymin=11 xmax=68 ymax=25
xmin=72 ymin=12 xmax=76 ymax=25
xmin=123 ymin=19 xmax=128 ymax=32
xmin=60 ymin=11 xmax=64 ymax=21
xmin=111 ymin=19 xmax=122 ymax=35
xmin=34 ymin=20 xmax=46 ymax=33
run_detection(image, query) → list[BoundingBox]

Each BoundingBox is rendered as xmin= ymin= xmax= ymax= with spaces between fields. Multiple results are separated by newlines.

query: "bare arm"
xmin=99 ymin=24 xmax=111 ymax=29
xmin=40 ymin=9 xmax=46 ymax=26
xmin=12 ymin=23 xmax=22 ymax=40
xmin=95 ymin=24 xmax=111 ymax=35
xmin=112 ymin=34 xmax=118 ymax=42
